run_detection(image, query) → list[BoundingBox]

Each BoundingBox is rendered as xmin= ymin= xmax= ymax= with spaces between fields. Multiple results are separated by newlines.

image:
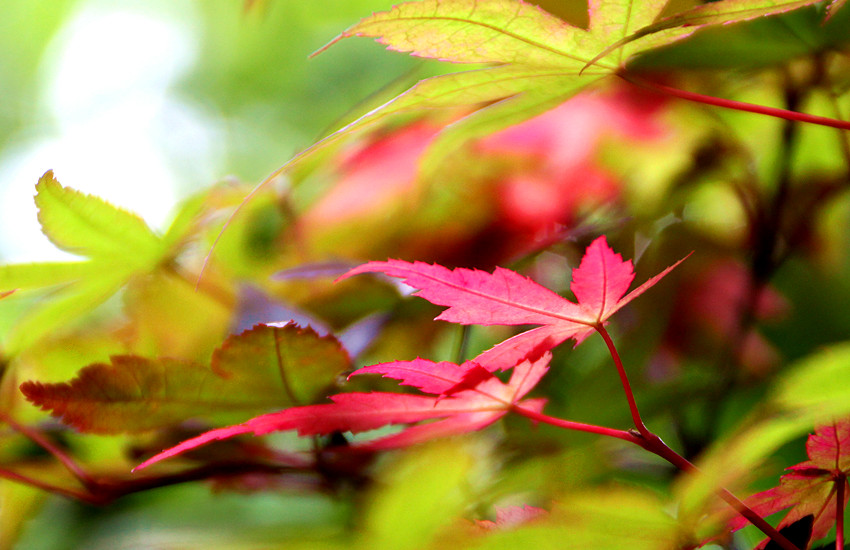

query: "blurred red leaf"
xmin=476 ymin=504 xmax=548 ymax=530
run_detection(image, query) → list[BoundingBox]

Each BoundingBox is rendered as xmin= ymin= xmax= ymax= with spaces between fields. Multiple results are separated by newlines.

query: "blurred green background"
xmin=0 ymin=0 xmax=428 ymax=263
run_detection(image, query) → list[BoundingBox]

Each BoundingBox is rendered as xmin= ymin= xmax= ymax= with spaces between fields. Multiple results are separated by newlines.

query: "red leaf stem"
xmin=596 ymin=325 xmax=649 ymax=438
xmin=622 ymin=73 xmax=850 ymax=131
xmin=592 ymin=330 xmax=801 ymax=550
xmin=511 ymin=404 xmax=640 ymax=443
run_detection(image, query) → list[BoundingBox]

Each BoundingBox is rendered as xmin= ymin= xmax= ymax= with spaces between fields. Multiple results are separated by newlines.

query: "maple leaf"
xmin=729 ymin=419 xmax=850 ymax=549
xmin=20 ymin=324 xmax=350 ymax=434
xmin=134 ymin=351 xmax=550 ymax=471
xmin=0 ymin=171 xmax=202 ymax=354
xmin=340 ymin=236 xmax=686 ymax=369
xmin=276 ymin=0 xmax=823 ymax=174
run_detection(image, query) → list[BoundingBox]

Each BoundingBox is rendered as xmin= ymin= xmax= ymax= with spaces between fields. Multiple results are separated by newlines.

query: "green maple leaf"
xmin=0 ymin=171 xmax=197 ymax=353
xmin=282 ymin=0 xmax=824 ymax=172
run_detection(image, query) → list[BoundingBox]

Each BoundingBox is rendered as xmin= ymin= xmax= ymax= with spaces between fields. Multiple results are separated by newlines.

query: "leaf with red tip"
xmin=135 ymin=352 xmax=550 ymax=470
xmin=21 ymin=324 xmax=350 ymax=434
xmin=729 ymin=419 xmax=850 ymax=549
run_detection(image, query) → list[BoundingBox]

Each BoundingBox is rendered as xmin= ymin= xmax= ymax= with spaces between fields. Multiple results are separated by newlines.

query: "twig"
xmin=0 ymin=412 xmax=96 ymax=490
xmin=620 ymin=73 xmax=850 ymax=131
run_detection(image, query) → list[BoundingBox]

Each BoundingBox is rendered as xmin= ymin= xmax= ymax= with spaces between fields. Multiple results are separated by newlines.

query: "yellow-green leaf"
xmin=0 ymin=261 xmax=98 ymax=291
xmin=34 ymin=170 xmax=162 ymax=265
xmin=4 ymin=264 xmax=133 ymax=355
xmin=359 ymin=440 xmax=475 ymax=550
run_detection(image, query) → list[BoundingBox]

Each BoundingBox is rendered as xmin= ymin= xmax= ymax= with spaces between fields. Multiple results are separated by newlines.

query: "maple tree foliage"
xmin=2 ymin=0 xmax=850 ymax=548
xmin=729 ymin=419 xmax=850 ymax=549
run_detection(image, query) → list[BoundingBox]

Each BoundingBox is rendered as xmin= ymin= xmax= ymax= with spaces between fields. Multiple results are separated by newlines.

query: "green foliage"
xmin=1 ymin=0 xmax=850 ymax=549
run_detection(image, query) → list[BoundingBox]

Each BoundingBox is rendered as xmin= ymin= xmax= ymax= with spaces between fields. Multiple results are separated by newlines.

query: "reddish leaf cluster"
xmin=135 ymin=236 xmax=684 ymax=471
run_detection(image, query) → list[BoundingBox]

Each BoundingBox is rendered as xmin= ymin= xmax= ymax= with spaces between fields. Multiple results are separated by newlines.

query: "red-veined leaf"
xmin=729 ymin=418 xmax=850 ymax=549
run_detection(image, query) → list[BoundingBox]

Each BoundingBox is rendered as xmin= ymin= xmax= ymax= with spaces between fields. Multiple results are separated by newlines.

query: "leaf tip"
xmin=309 ymin=33 xmax=345 ymax=58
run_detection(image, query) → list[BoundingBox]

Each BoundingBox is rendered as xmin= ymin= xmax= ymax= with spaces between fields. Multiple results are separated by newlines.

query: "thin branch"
xmin=620 ymin=73 xmax=850 ymax=131
xmin=588 ymin=327 xmax=800 ymax=549
xmin=633 ymin=434 xmax=800 ymax=550
xmin=0 ymin=465 xmax=99 ymax=504
xmin=595 ymin=325 xmax=649 ymax=437
xmin=0 ymin=412 xmax=96 ymax=490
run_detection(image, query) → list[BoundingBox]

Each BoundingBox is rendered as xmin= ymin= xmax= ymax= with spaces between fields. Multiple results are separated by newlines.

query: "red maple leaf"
xmin=134 ymin=351 xmax=549 ymax=471
xmin=729 ymin=419 xmax=850 ymax=549
xmin=340 ymin=236 xmax=687 ymax=369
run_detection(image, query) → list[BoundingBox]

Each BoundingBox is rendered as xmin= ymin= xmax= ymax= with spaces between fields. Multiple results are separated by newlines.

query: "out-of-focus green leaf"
xmin=0 ymin=480 xmax=44 ymax=550
xmin=359 ymin=440 xmax=475 ymax=550
xmin=211 ymin=323 xmax=349 ymax=406
xmin=34 ymin=171 xmax=162 ymax=265
xmin=123 ymin=269 xmax=231 ymax=360
xmin=771 ymin=341 xmax=850 ymax=419
xmin=159 ymin=191 xmax=210 ymax=254
xmin=0 ymin=174 xmax=212 ymax=354
xmin=4 ymin=264 xmax=133 ymax=354
xmin=19 ymin=324 xmax=350 ymax=433
xmin=464 ymin=487 xmax=679 ymax=550
xmin=0 ymin=261 xmax=95 ymax=291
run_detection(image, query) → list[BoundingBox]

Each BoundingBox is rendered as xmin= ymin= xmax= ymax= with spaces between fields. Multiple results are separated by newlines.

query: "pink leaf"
xmin=340 ymin=259 xmax=587 ymax=327
xmin=340 ymin=236 xmax=687 ymax=363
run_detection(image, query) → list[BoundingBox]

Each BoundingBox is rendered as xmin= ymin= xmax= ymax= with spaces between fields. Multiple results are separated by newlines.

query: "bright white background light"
xmin=0 ymin=1 xmax=222 ymax=262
